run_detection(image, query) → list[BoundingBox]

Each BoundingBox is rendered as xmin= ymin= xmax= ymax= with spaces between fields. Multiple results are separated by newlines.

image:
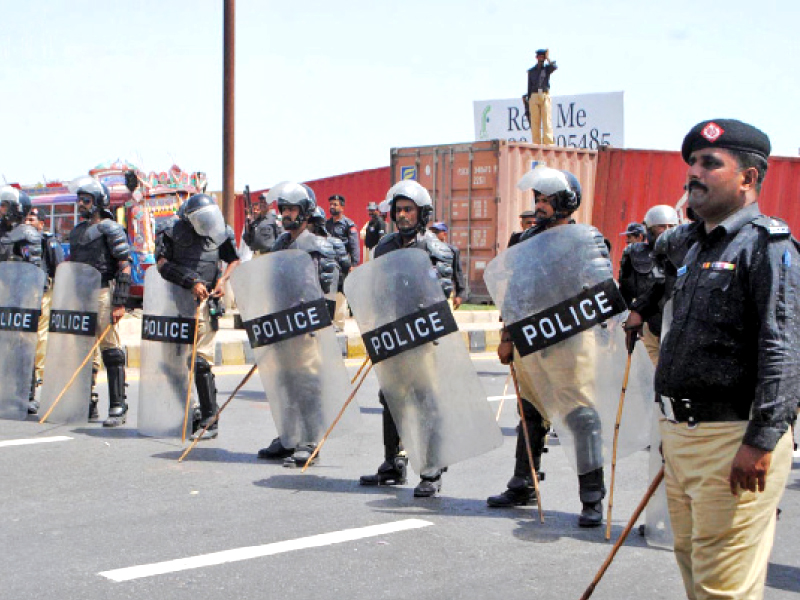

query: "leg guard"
xmin=379 ymin=391 xmax=402 ymax=461
xmin=513 ymin=400 xmax=548 ymax=480
xmin=565 ymin=406 xmax=604 ymax=474
xmin=577 ymin=467 xmax=606 ymax=528
xmin=194 ymin=357 xmax=219 ymax=426
xmin=88 ymin=365 xmax=100 ymax=421
xmin=102 ymin=348 xmax=127 ymax=427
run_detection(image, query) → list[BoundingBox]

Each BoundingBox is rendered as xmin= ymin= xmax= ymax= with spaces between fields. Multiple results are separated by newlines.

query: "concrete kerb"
xmin=120 ymin=311 xmax=502 ymax=367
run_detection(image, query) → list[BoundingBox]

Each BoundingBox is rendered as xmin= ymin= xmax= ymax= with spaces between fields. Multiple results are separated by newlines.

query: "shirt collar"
xmin=697 ymin=202 xmax=760 ymax=244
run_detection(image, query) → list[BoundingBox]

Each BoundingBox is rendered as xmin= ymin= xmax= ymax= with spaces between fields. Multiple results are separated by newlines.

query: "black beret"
xmin=519 ymin=210 xmax=536 ymax=218
xmin=681 ymin=119 xmax=771 ymax=163
xmin=536 ymin=49 xmax=547 ymax=56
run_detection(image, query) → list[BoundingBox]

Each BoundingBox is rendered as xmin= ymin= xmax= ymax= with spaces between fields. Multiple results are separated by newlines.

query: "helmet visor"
xmin=188 ymin=204 xmax=227 ymax=243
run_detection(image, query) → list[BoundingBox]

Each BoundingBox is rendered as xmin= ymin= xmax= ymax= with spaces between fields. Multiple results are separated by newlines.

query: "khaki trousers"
xmin=34 ymin=289 xmax=52 ymax=382
xmin=528 ymin=92 xmax=554 ymax=145
xmin=194 ymin=299 xmax=215 ymax=365
xmin=333 ymin=292 xmax=348 ymax=330
xmin=92 ymin=286 xmax=123 ymax=370
xmin=660 ymin=420 xmax=793 ymax=600
xmin=641 ymin=323 xmax=660 ymax=367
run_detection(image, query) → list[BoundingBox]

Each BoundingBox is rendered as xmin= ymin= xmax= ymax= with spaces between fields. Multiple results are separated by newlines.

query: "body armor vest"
xmin=167 ymin=220 xmax=221 ymax=287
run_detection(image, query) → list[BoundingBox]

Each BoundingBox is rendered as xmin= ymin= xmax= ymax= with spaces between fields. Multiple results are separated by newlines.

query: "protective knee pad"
xmin=194 ymin=356 xmax=213 ymax=374
xmin=379 ymin=390 xmax=402 ymax=460
xmin=565 ymin=406 xmax=603 ymax=474
xmin=195 ymin=361 xmax=218 ymax=419
xmin=101 ymin=347 xmax=126 ymax=368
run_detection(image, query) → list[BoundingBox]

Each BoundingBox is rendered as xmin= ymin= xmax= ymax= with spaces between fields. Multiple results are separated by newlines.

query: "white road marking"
xmin=487 ymin=395 xmax=516 ymax=402
xmin=0 ymin=436 xmax=73 ymax=448
xmin=100 ymin=518 xmax=434 ymax=582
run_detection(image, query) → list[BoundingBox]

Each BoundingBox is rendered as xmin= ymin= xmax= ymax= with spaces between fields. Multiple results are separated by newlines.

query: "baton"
xmin=181 ymin=302 xmax=203 ymax=443
xmin=351 ymin=355 xmax=370 ymax=384
xmin=178 ymin=363 xmax=258 ymax=462
xmin=510 ymin=363 xmax=544 ymax=523
xmin=39 ymin=323 xmax=113 ymax=424
xmin=302 ymin=361 xmax=373 ymax=472
xmin=606 ymin=337 xmax=637 ymax=540
xmin=580 ymin=466 xmax=665 ymax=600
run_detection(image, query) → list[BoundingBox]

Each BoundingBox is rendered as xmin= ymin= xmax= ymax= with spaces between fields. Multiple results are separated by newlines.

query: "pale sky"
xmin=2 ymin=0 xmax=797 ymax=190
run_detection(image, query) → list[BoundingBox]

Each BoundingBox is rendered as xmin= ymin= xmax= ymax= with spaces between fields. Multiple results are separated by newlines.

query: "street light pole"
xmin=222 ymin=0 xmax=235 ymax=226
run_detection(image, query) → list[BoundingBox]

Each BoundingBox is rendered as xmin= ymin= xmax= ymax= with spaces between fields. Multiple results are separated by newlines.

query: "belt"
xmin=659 ymin=395 xmax=750 ymax=426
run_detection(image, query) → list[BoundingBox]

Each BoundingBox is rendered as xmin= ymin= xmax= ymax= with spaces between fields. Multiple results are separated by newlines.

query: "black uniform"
xmin=653 ymin=220 xmax=701 ymax=302
xmin=40 ymin=232 xmax=65 ymax=289
xmin=364 ymin=215 xmax=387 ymax=251
xmin=656 ymin=204 xmax=800 ymax=447
xmin=618 ymin=241 xmax=665 ymax=336
xmin=447 ymin=243 xmax=466 ymax=299
xmin=325 ymin=216 xmax=360 ymax=266
xmin=0 ymin=224 xmax=43 ymax=267
xmin=242 ymin=213 xmax=283 ymax=254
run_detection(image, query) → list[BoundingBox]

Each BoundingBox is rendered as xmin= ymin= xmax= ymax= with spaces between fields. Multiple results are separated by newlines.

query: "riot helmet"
xmin=643 ymin=204 xmax=679 ymax=245
xmin=69 ymin=176 xmax=113 ymax=219
xmin=385 ymin=180 xmax=433 ymax=235
xmin=0 ymin=186 xmax=33 ymax=224
xmin=517 ymin=167 xmax=577 ymax=224
xmin=308 ymin=205 xmax=327 ymax=235
xmin=183 ymin=193 xmax=227 ymax=243
xmin=560 ymin=170 xmax=582 ymax=206
xmin=267 ymin=181 xmax=315 ymax=230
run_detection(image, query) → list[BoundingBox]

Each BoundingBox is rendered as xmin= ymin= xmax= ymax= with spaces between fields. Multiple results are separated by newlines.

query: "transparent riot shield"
xmin=485 ymin=224 xmax=654 ymax=474
xmin=137 ymin=268 xmax=197 ymax=438
xmin=0 ymin=262 xmax=46 ymax=420
xmin=38 ymin=263 xmax=101 ymax=424
xmin=231 ymin=250 xmax=360 ymax=448
xmin=345 ymin=248 xmax=503 ymax=475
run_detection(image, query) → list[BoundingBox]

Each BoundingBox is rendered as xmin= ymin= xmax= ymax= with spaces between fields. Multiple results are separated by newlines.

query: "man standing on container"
xmin=429 ymin=222 xmax=465 ymax=309
xmin=325 ymin=195 xmax=359 ymax=330
xmin=656 ymin=119 xmax=799 ymax=600
xmin=525 ymin=49 xmax=557 ymax=145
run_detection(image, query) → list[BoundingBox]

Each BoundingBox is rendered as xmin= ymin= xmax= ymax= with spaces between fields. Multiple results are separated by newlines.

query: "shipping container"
xmin=591 ymin=147 xmax=800 ymax=268
xmin=390 ymin=140 xmax=599 ymax=302
xmin=235 ymin=166 xmax=391 ymax=259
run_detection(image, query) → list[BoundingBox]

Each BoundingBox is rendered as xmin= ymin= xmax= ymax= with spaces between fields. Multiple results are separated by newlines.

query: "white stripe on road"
xmin=487 ymin=395 xmax=516 ymax=402
xmin=100 ymin=518 xmax=434 ymax=582
xmin=0 ymin=436 xmax=72 ymax=448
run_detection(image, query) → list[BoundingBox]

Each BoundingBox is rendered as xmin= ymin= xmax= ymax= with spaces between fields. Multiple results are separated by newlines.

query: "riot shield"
xmin=231 ymin=250 xmax=360 ymax=448
xmin=484 ymin=224 xmax=654 ymax=474
xmin=137 ymin=268 xmax=197 ymax=438
xmin=0 ymin=262 xmax=46 ymax=420
xmin=345 ymin=249 xmax=503 ymax=475
xmin=38 ymin=263 xmax=101 ymax=424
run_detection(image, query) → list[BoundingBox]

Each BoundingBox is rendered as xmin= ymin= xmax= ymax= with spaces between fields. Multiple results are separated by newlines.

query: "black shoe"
xmin=189 ymin=419 xmax=218 ymax=441
xmin=28 ymin=400 xmax=39 ymax=416
xmin=103 ymin=405 xmax=128 ymax=428
xmin=360 ymin=456 xmax=408 ymax=486
xmin=578 ymin=501 xmax=603 ymax=528
xmin=486 ymin=474 xmax=543 ymax=508
xmin=88 ymin=394 xmax=100 ymax=422
xmin=284 ymin=444 xmax=317 ymax=468
xmin=191 ymin=406 xmax=202 ymax=434
xmin=413 ymin=473 xmax=442 ymax=498
xmin=257 ymin=437 xmax=294 ymax=460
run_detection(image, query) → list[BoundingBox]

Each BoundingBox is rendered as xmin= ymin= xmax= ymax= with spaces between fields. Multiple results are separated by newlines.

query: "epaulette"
xmin=753 ymin=215 xmax=791 ymax=237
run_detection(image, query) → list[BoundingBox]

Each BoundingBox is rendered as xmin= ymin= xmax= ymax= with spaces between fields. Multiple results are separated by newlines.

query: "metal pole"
xmin=222 ymin=0 xmax=235 ymax=226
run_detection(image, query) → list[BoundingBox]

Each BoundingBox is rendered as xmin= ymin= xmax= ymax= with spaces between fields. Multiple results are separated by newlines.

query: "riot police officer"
xmin=0 ymin=187 xmax=42 ymax=266
xmin=242 ymin=193 xmax=283 ymax=255
xmin=256 ymin=182 xmax=339 ymax=466
xmin=25 ymin=207 xmax=64 ymax=414
xmin=492 ymin=168 xmax=610 ymax=527
xmin=618 ymin=204 xmax=679 ymax=365
xmin=68 ymin=177 xmax=132 ymax=427
xmin=325 ymin=195 xmax=359 ymax=330
xmin=359 ymin=180 xmax=456 ymax=498
xmin=308 ymin=205 xmax=351 ymax=316
xmin=156 ymin=193 xmax=240 ymax=440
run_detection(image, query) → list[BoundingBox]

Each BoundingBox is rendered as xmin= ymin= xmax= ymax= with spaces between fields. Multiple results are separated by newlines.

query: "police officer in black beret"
xmin=325 ymin=195 xmax=359 ymax=329
xmin=507 ymin=210 xmax=537 ymax=248
xmin=656 ymin=119 xmax=800 ymax=599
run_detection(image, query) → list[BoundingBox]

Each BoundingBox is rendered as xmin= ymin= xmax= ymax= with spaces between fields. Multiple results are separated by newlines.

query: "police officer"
xmin=359 ymin=180 xmax=456 ymax=498
xmin=25 ymin=207 xmax=65 ymax=414
xmin=242 ymin=193 xmax=283 ymax=255
xmin=491 ymin=169 xmax=608 ymax=527
xmin=619 ymin=222 xmax=647 ymax=246
xmin=361 ymin=202 xmax=386 ymax=260
xmin=156 ymin=193 xmax=240 ymax=440
xmin=429 ymin=222 xmax=465 ymax=309
xmin=656 ymin=119 xmax=799 ymax=600
xmin=308 ymin=205 xmax=351 ymax=312
xmin=325 ymin=195 xmax=359 ymax=330
xmin=69 ymin=178 xmax=132 ymax=427
xmin=256 ymin=182 xmax=339 ymax=465
xmin=507 ymin=210 xmax=537 ymax=247
xmin=0 ymin=187 xmax=42 ymax=266
xmin=618 ymin=205 xmax=679 ymax=365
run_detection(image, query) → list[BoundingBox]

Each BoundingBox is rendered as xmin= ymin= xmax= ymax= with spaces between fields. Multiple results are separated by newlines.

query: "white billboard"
xmin=474 ymin=92 xmax=624 ymax=149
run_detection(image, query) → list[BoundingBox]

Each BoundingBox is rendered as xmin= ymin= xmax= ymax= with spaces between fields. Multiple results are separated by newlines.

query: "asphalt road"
xmin=2 ymin=356 xmax=799 ymax=600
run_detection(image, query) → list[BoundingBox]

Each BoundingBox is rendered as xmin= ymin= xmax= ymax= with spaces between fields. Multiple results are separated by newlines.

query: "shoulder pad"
xmin=6 ymin=224 xmax=41 ymax=245
xmin=753 ymin=215 xmax=791 ymax=237
xmin=271 ymin=232 xmax=292 ymax=252
xmin=374 ymin=232 xmax=402 ymax=258
xmin=98 ymin=218 xmax=130 ymax=260
xmin=97 ymin=218 xmax=125 ymax=236
xmin=423 ymin=234 xmax=454 ymax=263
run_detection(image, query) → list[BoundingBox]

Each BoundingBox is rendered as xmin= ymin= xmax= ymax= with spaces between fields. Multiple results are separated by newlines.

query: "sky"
xmin=2 ymin=0 xmax=798 ymax=190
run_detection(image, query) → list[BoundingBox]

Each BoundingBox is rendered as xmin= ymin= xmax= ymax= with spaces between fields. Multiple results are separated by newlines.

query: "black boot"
xmin=360 ymin=454 xmax=409 ymax=486
xmin=578 ymin=468 xmax=606 ymax=528
xmin=102 ymin=349 xmax=128 ymax=427
xmin=28 ymin=369 xmax=39 ymax=415
xmin=88 ymin=365 xmax=100 ymax=422
xmin=258 ymin=437 xmax=294 ymax=460
xmin=284 ymin=444 xmax=318 ymax=468
xmin=414 ymin=468 xmax=445 ymax=498
xmin=190 ymin=358 xmax=219 ymax=441
xmin=487 ymin=401 xmax=548 ymax=508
